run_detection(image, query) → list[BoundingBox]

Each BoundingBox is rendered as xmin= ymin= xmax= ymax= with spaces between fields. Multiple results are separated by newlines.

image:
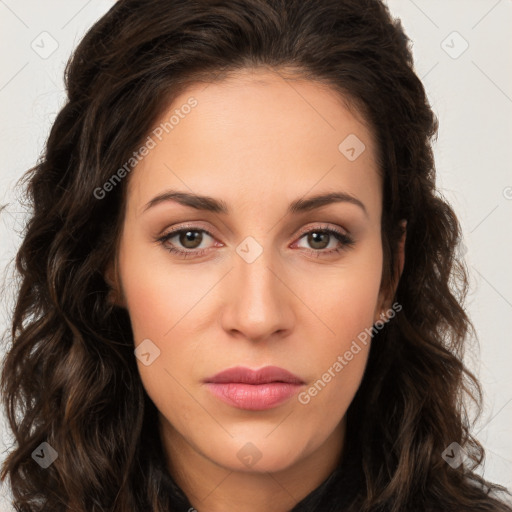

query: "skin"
xmin=107 ymin=67 xmax=405 ymax=512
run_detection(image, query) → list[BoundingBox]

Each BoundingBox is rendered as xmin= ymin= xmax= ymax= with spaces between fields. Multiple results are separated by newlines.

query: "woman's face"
xmin=112 ymin=68 xmax=391 ymax=476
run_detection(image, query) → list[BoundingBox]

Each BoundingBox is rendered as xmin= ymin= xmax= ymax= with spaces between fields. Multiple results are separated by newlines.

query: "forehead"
xmin=126 ymin=68 xmax=381 ymax=219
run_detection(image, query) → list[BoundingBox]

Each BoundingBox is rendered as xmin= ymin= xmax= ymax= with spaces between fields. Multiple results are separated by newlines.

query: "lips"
xmin=204 ymin=366 xmax=304 ymax=411
xmin=205 ymin=365 xmax=304 ymax=385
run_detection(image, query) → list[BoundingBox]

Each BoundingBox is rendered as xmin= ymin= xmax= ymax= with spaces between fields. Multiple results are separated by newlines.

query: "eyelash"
xmin=156 ymin=223 xmax=355 ymax=259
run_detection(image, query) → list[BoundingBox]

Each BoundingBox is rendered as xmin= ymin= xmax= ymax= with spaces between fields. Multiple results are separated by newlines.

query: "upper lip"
xmin=205 ymin=365 xmax=304 ymax=385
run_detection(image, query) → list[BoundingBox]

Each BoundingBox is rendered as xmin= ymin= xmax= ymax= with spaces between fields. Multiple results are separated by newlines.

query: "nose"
xmin=220 ymin=244 xmax=295 ymax=343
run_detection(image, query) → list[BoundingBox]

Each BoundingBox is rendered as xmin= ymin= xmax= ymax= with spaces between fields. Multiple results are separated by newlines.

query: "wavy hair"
xmin=1 ymin=0 xmax=511 ymax=511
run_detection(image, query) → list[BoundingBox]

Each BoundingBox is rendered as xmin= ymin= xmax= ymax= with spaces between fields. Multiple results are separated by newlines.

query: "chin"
xmin=206 ymin=435 xmax=306 ymax=474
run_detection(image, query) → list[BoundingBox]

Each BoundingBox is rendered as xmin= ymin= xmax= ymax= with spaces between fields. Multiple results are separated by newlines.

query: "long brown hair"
xmin=1 ymin=0 xmax=511 ymax=510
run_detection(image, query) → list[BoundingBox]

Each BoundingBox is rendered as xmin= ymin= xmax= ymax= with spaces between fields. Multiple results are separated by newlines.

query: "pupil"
xmin=181 ymin=230 xmax=202 ymax=248
xmin=309 ymin=232 xmax=328 ymax=249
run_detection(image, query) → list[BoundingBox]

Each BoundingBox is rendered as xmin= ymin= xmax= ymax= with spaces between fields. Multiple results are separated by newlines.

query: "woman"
xmin=1 ymin=0 xmax=511 ymax=510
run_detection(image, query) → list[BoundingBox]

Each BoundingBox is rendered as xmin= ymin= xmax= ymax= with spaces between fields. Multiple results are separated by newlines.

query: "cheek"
xmin=293 ymin=342 xmax=369 ymax=461
xmin=301 ymin=250 xmax=383 ymax=348
xmin=295 ymin=290 xmax=375 ymax=440
xmin=123 ymin=263 xmax=206 ymax=439
xmin=118 ymin=235 xmax=202 ymax=342
xmin=294 ymin=248 xmax=382 ymax=407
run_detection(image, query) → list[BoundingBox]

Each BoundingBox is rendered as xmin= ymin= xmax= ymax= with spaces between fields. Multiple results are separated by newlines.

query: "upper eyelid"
xmin=295 ymin=223 xmax=348 ymax=237
xmin=161 ymin=224 xmax=216 ymax=240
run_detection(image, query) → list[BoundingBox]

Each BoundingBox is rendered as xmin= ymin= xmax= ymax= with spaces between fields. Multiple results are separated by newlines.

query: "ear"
xmin=104 ymin=257 xmax=126 ymax=308
xmin=374 ymin=219 xmax=406 ymax=322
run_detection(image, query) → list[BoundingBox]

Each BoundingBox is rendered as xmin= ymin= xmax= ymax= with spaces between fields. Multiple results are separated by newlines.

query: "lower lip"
xmin=205 ymin=382 xmax=302 ymax=410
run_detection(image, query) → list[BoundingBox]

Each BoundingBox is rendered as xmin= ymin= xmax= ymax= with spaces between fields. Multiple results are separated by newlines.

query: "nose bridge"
xmin=222 ymin=235 xmax=293 ymax=340
xmin=237 ymin=240 xmax=276 ymax=298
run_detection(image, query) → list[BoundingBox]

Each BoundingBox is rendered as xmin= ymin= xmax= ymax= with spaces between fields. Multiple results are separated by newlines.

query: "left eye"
xmin=295 ymin=229 xmax=349 ymax=251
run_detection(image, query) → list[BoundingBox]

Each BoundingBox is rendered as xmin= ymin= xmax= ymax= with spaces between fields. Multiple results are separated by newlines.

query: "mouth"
xmin=204 ymin=365 xmax=305 ymax=411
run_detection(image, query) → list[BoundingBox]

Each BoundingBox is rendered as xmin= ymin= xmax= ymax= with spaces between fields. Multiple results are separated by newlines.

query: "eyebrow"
xmin=142 ymin=189 xmax=368 ymax=217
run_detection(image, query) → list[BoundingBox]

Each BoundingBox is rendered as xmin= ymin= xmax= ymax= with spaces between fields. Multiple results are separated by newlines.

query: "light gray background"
xmin=0 ymin=0 xmax=511 ymax=508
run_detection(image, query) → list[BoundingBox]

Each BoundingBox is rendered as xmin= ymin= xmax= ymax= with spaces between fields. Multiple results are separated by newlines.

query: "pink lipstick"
xmin=204 ymin=365 xmax=304 ymax=411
